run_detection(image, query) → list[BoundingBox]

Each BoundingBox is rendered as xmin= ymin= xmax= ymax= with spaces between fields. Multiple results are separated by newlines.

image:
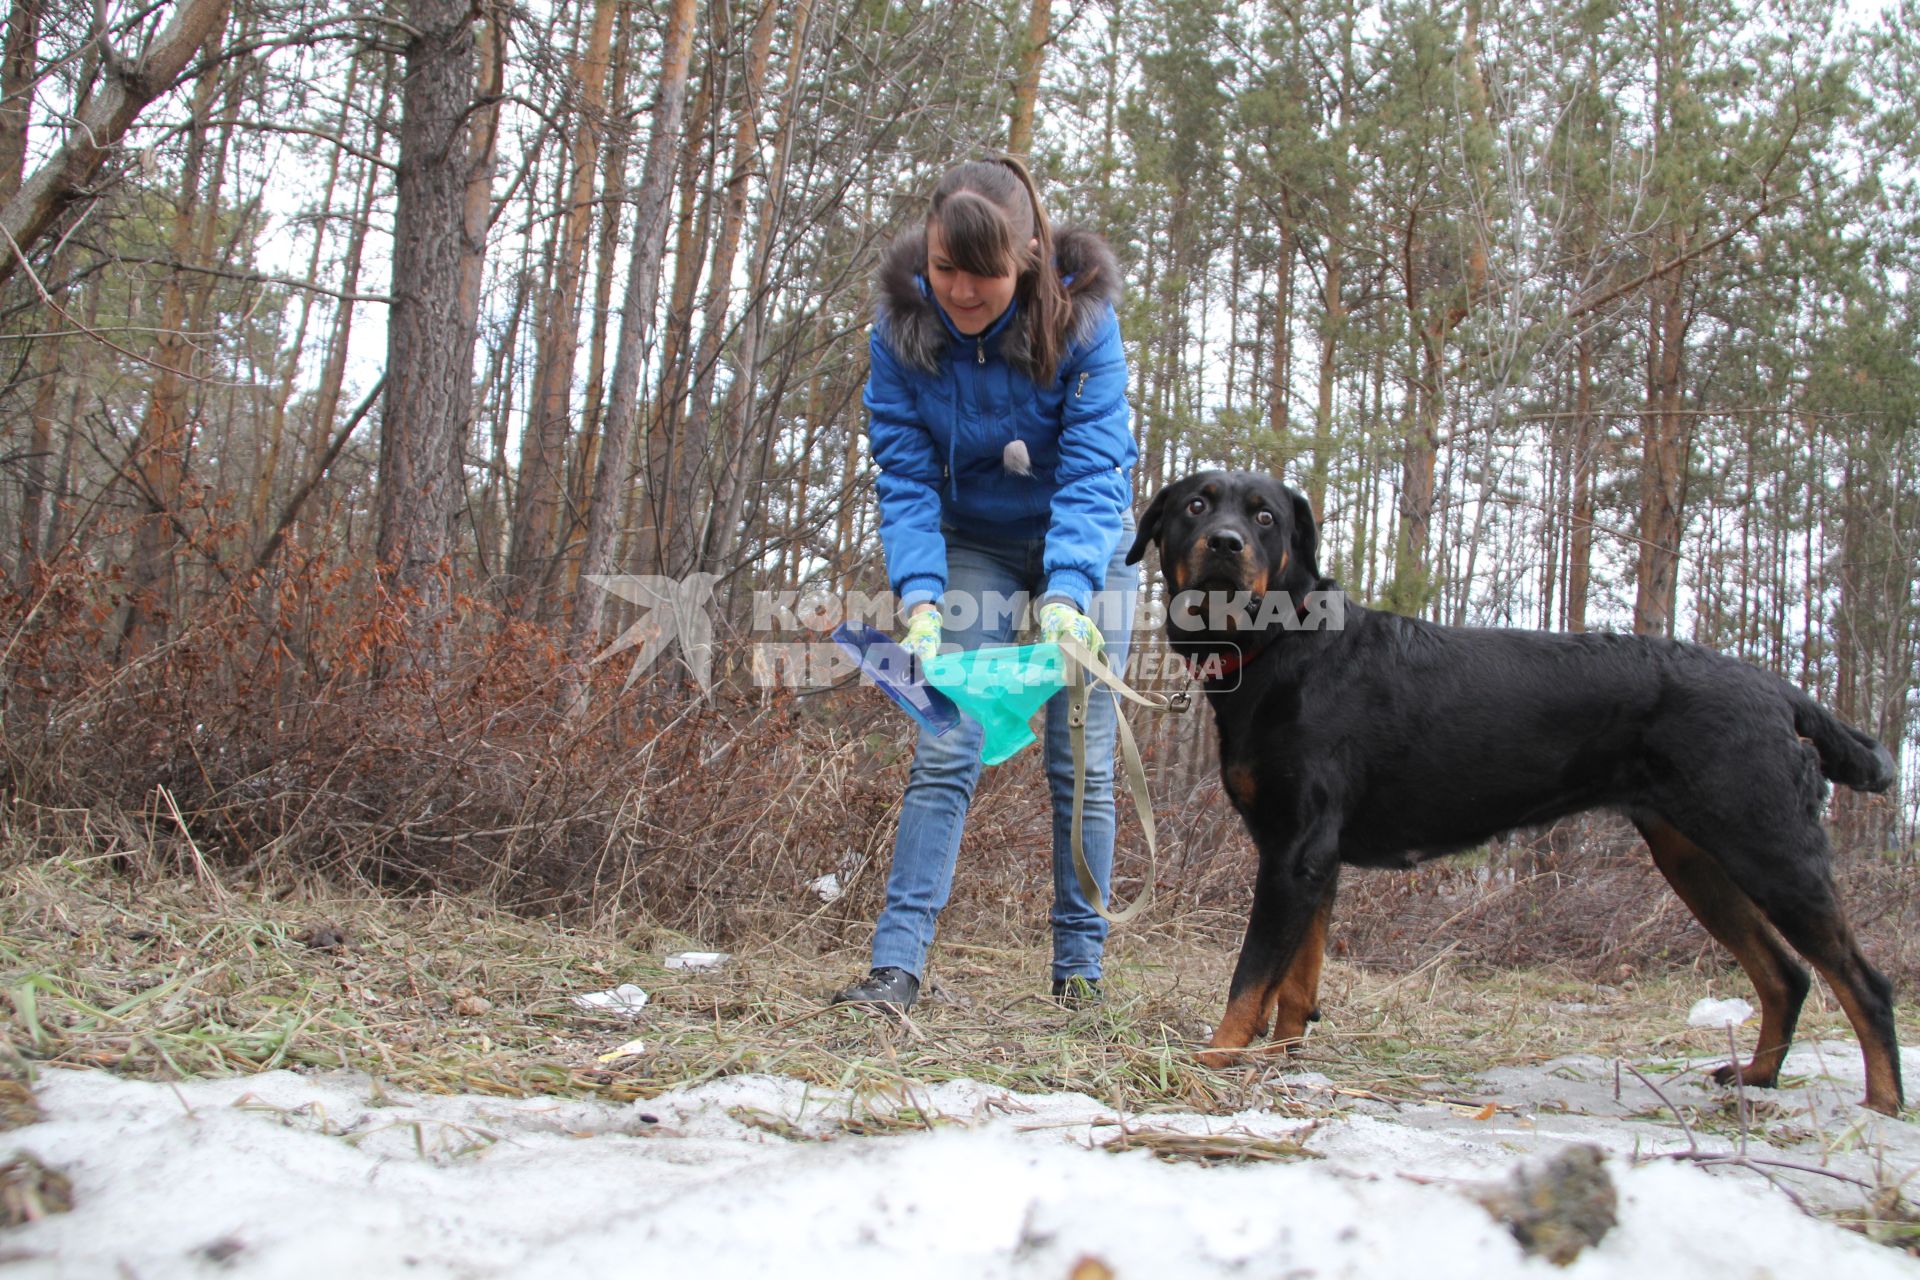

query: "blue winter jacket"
xmin=864 ymin=226 xmax=1135 ymax=612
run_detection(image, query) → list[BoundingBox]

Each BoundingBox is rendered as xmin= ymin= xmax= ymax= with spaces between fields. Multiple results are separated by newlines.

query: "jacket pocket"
xmin=1014 ymin=386 xmax=1065 ymax=478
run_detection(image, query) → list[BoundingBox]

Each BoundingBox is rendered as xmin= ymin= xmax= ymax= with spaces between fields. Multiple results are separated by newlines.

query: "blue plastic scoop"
xmin=832 ymin=622 xmax=961 ymax=737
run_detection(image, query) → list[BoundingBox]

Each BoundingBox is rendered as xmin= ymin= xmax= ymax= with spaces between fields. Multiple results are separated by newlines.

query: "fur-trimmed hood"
xmin=875 ymin=225 xmax=1124 ymax=381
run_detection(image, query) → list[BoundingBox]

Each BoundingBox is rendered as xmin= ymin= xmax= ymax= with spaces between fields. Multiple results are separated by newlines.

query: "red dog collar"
xmin=1180 ymin=640 xmax=1271 ymax=685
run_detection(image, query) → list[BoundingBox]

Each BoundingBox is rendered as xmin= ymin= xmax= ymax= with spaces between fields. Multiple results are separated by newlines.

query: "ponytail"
xmin=996 ymin=156 xmax=1072 ymax=385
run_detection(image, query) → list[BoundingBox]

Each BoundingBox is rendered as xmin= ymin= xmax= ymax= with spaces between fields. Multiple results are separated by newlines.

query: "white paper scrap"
xmin=572 ymin=983 xmax=650 ymax=1016
xmin=665 ymin=952 xmax=730 ymax=970
xmin=1686 ymin=996 xmax=1755 ymax=1028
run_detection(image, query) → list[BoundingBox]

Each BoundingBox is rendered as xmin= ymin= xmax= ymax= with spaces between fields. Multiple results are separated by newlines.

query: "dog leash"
xmin=1055 ymin=634 xmax=1189 ymax=924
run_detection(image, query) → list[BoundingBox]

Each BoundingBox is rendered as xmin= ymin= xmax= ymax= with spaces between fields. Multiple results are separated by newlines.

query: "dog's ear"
xmin=1126 ymin=485 xmax=1174 ymax=565
xmin=1288 ymin=487 xmax=1320 ymax=580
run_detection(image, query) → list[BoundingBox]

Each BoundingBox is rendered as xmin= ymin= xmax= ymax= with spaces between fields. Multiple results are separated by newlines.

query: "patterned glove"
xmin=902 ymin=609 xmax=943 ymax=666
xmin=1038 ymin=600 xmax=1105 ymax=659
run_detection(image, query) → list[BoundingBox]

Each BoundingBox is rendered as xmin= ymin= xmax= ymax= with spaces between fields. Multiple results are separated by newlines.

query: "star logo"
xmin=585 ymin=573 xmax=721 ymax=693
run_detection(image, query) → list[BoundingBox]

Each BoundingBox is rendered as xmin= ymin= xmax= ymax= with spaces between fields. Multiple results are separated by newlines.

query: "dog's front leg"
xmin=1199 ymin=819 xmax=1340 ymax=1068
xmin=1268 ymin=873 xmax=1338 ymax=1044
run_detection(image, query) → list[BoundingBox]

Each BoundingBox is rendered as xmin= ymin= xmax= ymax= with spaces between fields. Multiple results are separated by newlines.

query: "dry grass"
xmin=1 ymin=833 xmax=1906 ymax=1118
xmin=0 ymin=841 xmax=1226 ymax=1111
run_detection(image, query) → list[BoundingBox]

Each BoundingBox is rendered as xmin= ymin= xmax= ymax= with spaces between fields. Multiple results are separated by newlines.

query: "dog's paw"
xmin=1710 ymin=1061 xmax=1777 ymax=1090
xmin=1198 ymin=1036 xmax=1302 ymax=1070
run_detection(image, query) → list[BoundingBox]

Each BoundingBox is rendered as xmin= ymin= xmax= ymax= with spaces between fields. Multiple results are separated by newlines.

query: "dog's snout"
xmin=1208 ymin=529 xmax=1245 ymax=556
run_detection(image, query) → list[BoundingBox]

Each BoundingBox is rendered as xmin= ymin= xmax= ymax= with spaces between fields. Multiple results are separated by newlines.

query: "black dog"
xmin=1126 ymin=470 xmax=1903 ymax=1113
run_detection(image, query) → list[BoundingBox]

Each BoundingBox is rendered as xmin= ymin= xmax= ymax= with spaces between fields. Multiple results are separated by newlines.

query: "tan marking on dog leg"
xmin=1642 ymin=821 xmax=1803 ymax=1089
xmin=1791 ymin=928 xmax=1904 ymax=1114
xmin=1198 ymin=985 xmax=1279 ymax=1068
xmin=1270 ymin=895 xmax=1333 ymax=1045
xmin=1825 ymin=976 xmax=1904 ymax=1115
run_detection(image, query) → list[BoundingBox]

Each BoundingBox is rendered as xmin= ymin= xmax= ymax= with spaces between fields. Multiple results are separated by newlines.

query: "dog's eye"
xmin=1185 ymin=497 xmax=1207 ymax=515
xmin=1254 ymin=509 xmax=1275 ymax=526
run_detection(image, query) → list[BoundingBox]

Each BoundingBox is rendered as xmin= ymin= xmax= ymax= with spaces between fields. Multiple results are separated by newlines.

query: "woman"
xmin=832 ymin=157 xmax=1138 ymax=1012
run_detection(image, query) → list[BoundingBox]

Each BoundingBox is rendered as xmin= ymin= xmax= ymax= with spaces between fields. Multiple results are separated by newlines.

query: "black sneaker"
xmin=1051 ymin=976 xmax=1102 ymax=1009
xmin=830 ymin=966 xmax=919 ymax=1012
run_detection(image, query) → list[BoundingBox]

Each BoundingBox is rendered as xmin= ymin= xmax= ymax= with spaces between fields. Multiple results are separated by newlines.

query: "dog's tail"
xmin=1790 ymin=688 xmax=1897 ymax=793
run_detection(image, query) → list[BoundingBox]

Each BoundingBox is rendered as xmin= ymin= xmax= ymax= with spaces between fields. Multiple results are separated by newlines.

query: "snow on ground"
xmin=7 ymin=1042 xmax=1920 ymax=1278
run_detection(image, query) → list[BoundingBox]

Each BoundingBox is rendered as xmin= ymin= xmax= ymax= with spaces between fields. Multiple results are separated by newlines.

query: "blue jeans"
xmin=870 ymin=522 xmax=1139 ymax=983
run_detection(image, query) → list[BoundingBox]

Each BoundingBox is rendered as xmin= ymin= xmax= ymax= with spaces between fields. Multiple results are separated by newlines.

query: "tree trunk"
xmin=474 ymin=268 xmax=533 ymax=577
xmin=304 ymin=66 xmax=390 ymax=474
xmin=567 ymin=0 xmax=699 ymax=661
xmin=36 ymin=274 xmax=93 ymax=561
xmin=565 ymin=1 xmax=637 ymax=575
xmin=1634 ymin=242 xmax=1690 ymax=636
xmin=1267 ymin=218 xmax=1292 ymax=454
xmin=1007 ymin=0 xmax=1050 ymax=156
xmin=672 ymin=0 xmax=775 ymax=577
xmin=507 ymin=0 xmax=618 ymax=615
xmin=115 ymin=19 xmax=228 ymax=660
xmin=703 ymin=0 xmax=815 ymax=575
xmin=640 ymin=69 xmax=715 ymax=576
xmin=1306 ymin=6 xmax=1357 ymax=516
xmin=254 ymin=52 xmax=359 ymax=533
xmin=1566 ymin=332 xmax=1596 ymax=632
xmin=12 ymin=322 xmax=58 ymax=584
xmin=0 ymin=0 xmax=38 ymax=203
xmin=375 ymin=0 xmax=497 ymax=656
xmin=1385 ymin=248 xmax=1443 ymax=619
xmin=1634 ymin=0 xmax=1697 ymax=639
xmin=0 ymin=0 xmax=229 ymax=290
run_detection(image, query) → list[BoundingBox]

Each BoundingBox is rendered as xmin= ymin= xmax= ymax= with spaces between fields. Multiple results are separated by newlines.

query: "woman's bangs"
xmin=933 ymin=192 xmax=1019 ymax=277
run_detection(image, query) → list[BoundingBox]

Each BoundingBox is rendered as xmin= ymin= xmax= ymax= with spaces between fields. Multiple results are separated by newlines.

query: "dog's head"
xmin=1126 ymin=471 xmax=1321 ymax=641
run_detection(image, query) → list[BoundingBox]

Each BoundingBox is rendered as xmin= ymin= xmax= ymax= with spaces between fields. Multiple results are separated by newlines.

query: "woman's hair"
xmin=926 ymin=157 xmax=1073 ymax=384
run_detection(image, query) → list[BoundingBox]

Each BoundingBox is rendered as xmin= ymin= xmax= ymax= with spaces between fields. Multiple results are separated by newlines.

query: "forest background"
xmin=0 ymin=0 xmax=1916 ymax=976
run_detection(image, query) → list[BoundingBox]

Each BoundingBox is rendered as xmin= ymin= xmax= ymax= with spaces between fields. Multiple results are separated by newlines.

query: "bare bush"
xmin=5 ymin=557 xmax=1915 ymax=993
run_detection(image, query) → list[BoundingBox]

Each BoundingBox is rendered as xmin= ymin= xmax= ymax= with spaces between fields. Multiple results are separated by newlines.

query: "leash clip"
xmin=1166 ymin=689 xmax=1194 ymax=713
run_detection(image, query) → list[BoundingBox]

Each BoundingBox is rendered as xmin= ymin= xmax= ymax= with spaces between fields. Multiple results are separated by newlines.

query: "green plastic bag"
xmin=922 ymin=642 xmax=1071 ymax=765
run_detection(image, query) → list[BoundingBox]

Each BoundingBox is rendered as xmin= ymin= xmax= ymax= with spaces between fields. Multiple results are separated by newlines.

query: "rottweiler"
xmin=1126 ymin=469 xmax=1904 ymax=1113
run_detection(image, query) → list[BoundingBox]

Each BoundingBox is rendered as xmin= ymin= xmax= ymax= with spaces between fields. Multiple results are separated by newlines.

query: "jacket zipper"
xmin=976 ymin=339 xmax=984 ymax=364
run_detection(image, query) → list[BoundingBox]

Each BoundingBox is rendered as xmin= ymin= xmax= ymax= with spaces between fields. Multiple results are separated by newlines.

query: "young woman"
xmin=832 ymin=157 xmax=1138 ymax=1012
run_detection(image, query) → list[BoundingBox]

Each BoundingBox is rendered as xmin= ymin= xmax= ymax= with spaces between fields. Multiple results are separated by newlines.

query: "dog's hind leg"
xmin=1750 ymin=875 xmax=1902 ymax=1114
xmin=1638 ymin=819 xmax=1809 ymax=1090
xmin=1654 ymin=813 xmax=1902 ymax=1114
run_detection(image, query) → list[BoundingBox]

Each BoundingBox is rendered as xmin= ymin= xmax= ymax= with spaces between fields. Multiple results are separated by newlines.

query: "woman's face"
xmin=926 ymin=222 xmax=1019 ymax=336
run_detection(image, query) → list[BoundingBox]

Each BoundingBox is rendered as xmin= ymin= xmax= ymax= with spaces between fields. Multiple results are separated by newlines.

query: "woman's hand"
xmin=1038 ymin=601 xmax=1105 ymax=659
xmin=902 ymin=607 xmax=943 ymax=667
